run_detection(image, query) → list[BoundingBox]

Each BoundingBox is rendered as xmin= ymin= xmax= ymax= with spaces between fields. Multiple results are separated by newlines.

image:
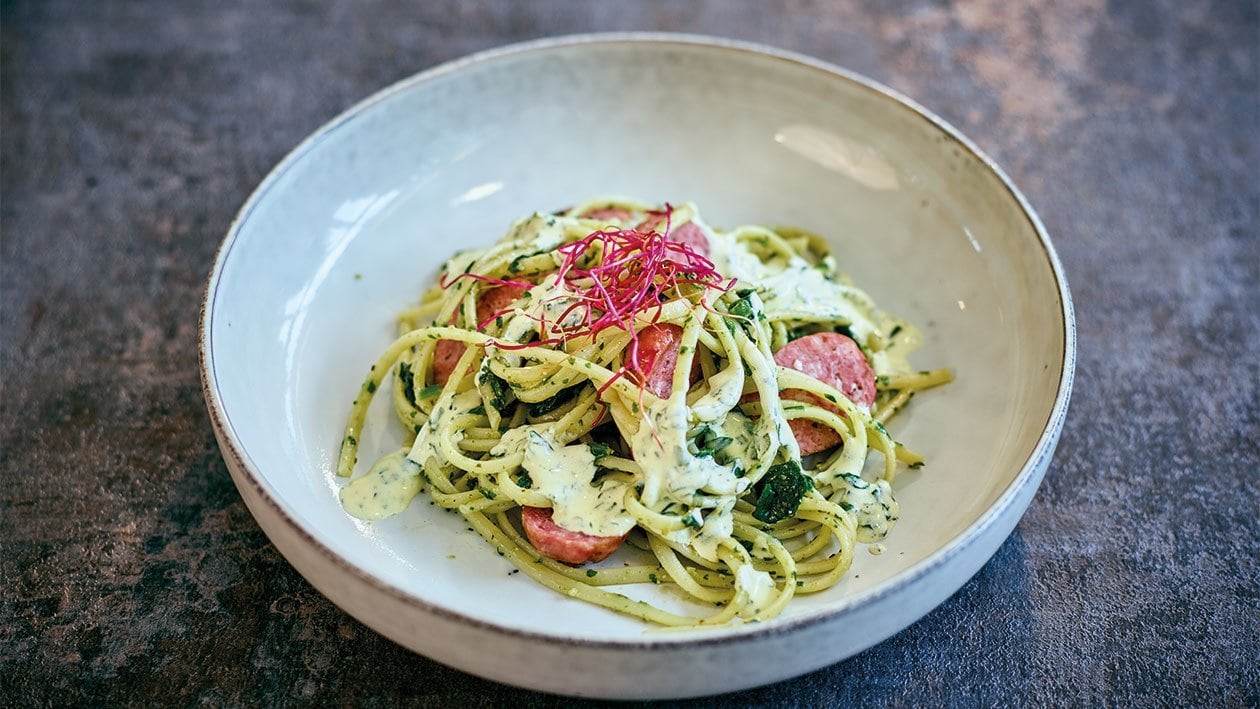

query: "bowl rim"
xmin=199 ymin=31 xmax=1076 ymax=650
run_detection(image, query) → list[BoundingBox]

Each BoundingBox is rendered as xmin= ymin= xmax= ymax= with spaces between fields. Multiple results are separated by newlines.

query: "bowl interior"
xmin=207 ymin=38 xmax=1067 ymax=641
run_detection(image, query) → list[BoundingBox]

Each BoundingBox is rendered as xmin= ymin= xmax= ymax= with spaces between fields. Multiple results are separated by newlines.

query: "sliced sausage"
xmin=637 ymin=213 xmax=666 ymax=233
xmin=773 ymin=333 xmax=877 ymax=455
xmin=775 ymin=332 xmax=877 ymax=407
xmin=667 ymin=222 xmax=709 ymax=256
xmin=431 ymin=340 xmax=466 ymax=387
xmin=521 ymin=505 xmax=627 ymax=565
xmin=432 ymin=283 xmax=528 ymax=385
xmin=580 ymin=207 xmax=633 ymax=223
xmin=630 ymin=323 xmax=684 ymax=398
xmin=477 ymin=283 xmax=528 ymax=322
xmin=781 ymin=391 xmax=844 ymax=456
xmin=637 ymin=215 xmax=710 ymax=256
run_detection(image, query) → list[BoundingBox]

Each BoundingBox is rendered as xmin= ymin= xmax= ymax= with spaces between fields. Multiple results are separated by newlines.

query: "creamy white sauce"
xmin=689 ymin=499 xmax=735 ymax=563
xmin=632 ymin=394 xmax=748 ymax=508
xmin=689 ymin=362 xmax=745 ymax=422
xmin=712 ymin=410 xmax=760 ymax=473
xmin=405 ymin=405 xmax=440 ymax=469
xmin=523 ymin=431 xmax=634 ymax=537
xmin=507 ymin=212 xmax=570 ymax=251
xmin=339 ymin=390 xmax=477 ymax=522
xmin=493 ymin=425 xmax=635 ymax=538
xmin=816 ymin=424 xmax=866 ymax=485
xmin=488 ymin=424 xmax=546 ymax=459
xmin=699 ymin=218 xmax=881 ymax=343
xmin=496 ymin=273 xmax=585 ymax=349
xmin=339 ymin=449 xmax=423 ymax=521
xmin=839 ymin=474 xmax=901 ymax=544
xmin=738 ymin=335 xmax=800 ymax=464
xmin=875 ymin=321 xmax=924 ymax=375
xmin=735 ymin=564 xmax=777 ymax=619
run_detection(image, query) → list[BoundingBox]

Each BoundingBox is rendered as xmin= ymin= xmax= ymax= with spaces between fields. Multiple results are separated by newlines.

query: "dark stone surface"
xmin=2 ymin=0 xmax=1257 ymax=705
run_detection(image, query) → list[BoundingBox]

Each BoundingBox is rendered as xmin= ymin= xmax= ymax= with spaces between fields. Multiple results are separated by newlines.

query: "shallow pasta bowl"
xmin=200 ymin=33 xmax=1074 ymax=699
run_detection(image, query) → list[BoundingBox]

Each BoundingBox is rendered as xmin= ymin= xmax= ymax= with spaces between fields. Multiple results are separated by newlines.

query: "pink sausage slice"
xmin=580 ymin=207 xmax=633 ymax=223
xmin=667 ymin=221 xmax=710 ymax=256
xmin=631 ymin=323 xmax=684 ymax=398
xmin=521 ymin=506 xmax=627 ymax=565
xmin=431 ymin=340 xmax=466 ymax=387
xmin=773 ymin=333 xmax=877 ymax=455
xmin=637 ymin=213 xmax=666 ymax=233
xmin=432 ymin=284 xmax=528 ymax=385
xmin=477 ymin=283 xmax=529 ymax=321
xmin=637 ymin=215 xmax=710 ymax=256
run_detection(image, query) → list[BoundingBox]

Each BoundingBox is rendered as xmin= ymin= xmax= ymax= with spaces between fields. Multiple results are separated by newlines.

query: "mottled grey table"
xmin=3 ymin=1 xmax=1257 ymax=705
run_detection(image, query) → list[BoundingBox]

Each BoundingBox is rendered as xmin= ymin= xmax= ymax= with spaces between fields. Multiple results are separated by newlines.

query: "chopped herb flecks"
xmin=398 ymin=362 xmax=419 ymax=407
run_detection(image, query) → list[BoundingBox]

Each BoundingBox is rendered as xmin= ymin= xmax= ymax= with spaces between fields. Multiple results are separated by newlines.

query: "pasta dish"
xmin=335 ymin=198 xmax=951 ymax=626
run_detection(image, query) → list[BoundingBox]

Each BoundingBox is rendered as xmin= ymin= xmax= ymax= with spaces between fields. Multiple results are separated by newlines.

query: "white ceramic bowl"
xmin=201 ymin=34 xmax=1074 ymax=699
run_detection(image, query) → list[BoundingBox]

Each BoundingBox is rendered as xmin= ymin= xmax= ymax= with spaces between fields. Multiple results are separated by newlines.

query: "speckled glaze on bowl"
xmin=200 ymin=34 xmax=1074 ymax=699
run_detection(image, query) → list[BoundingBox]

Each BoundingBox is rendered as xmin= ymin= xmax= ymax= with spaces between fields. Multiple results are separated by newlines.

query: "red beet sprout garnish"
xmin=553 ymin=213 xmax=725 ymax=339
xmin=440 ymin=207 xmax=731 ymax=406
xmin=555 ymin=207 xmax=731 ymax=407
